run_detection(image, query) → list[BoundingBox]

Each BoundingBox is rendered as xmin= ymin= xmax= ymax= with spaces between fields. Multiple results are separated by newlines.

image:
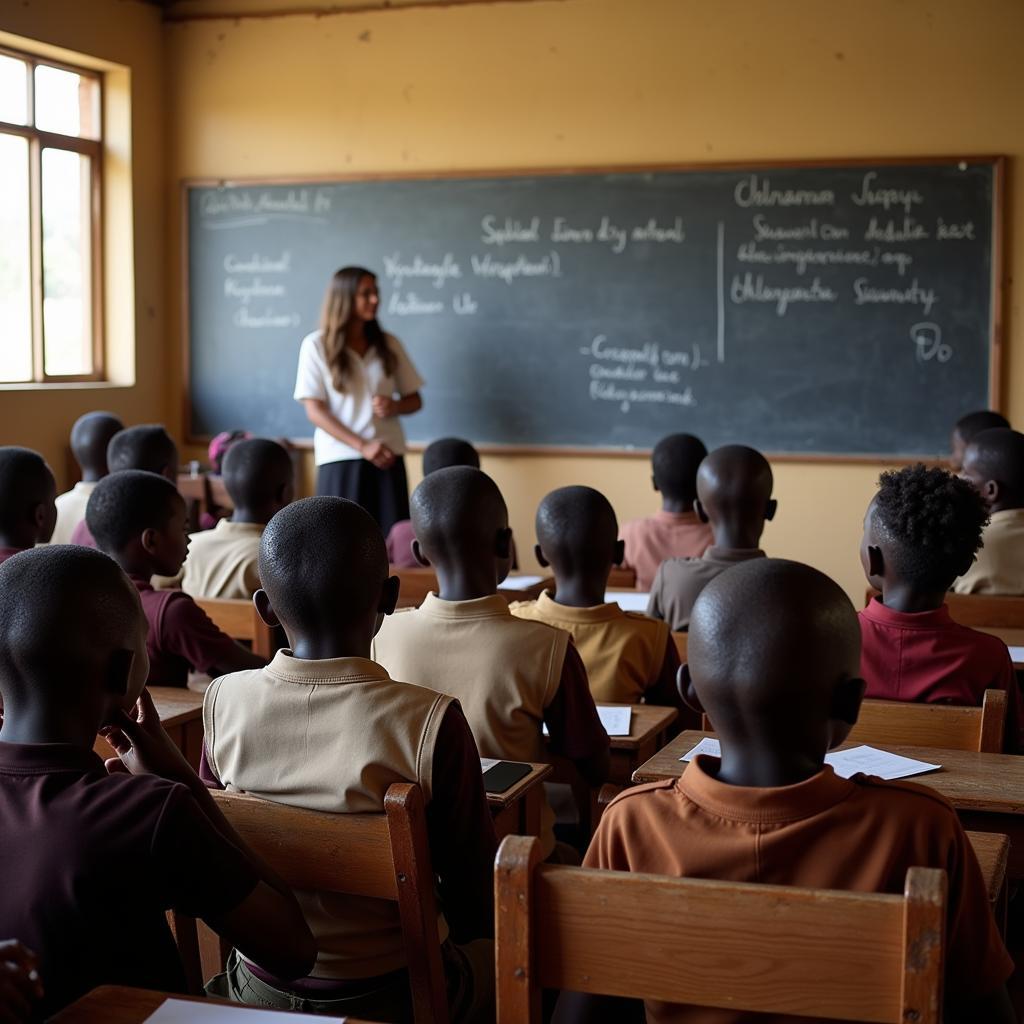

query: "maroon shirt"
xmin=0 ymin=742 xmax=258 ymax=1017
xmin=385 ymin=519 xmax=418 ymax=568
xmin=70 ymin=519 xmax=97 ymax=548
xmin=0 ymin=547 xmax=26 ymax=565
xmin=131 ymin=575 xmax=248 ymax=687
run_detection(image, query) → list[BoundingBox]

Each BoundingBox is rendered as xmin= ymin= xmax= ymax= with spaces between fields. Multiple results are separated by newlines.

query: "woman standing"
xmin=294 ymin=266 xmax=424 ymax=533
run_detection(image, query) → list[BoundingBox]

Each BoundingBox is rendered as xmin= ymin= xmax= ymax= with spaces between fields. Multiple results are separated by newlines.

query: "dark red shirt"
xmin=859 ymin=598 xmax=1024 ymax=752
xmin=70 ymin=519 xmax=97 ymax=548
xmin=131 ymin=575 xmax=247 ymax=687
xmin=0 ymin=742 xmax=258 ymax=1017
xmin=0 ymin=547 xmax=26 ymax=565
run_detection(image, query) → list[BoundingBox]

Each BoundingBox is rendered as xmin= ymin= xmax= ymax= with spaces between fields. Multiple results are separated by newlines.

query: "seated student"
xmin=386 ymin=437 xmax=481 ymax=568
xmin=647 ymin=445 xmax=775 ymax=631
xmin=161 ymin=438 xmax=294 ymax=599
xmin=0 ymin=939 xmax=42 ymax=1024
xmin=0 ymin=447 xmax=57 ymax=564
xmin=0 ymin=546 xmax=315 ymax=1018
xmin=860 ymin=464 xmax=1023 ymax=752
xmin=510 ymin=486 xmax=683 ymax=711
xmin=51 ymin=411 xmax=123 ymax=545
xmin=620 ymin=433 xmax=713 ymax=590
xmin=949 ymin=408 xmax=1009 ymax=473
xmin=372 ymin=467 xmax=609 ymax=863
xmin=954 ymin=427 xmax=1024 ymax=594
xmin=86 ymin=470 xmax=266 ymax=687
xmin=563 ymin=559 xmax=1015 ymax=1024
xmin=200 ymin=497 xmax=497 ymax=1023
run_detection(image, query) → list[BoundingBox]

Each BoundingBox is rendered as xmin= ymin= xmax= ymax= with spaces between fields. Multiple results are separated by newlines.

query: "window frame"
xmin=0 ymin=44 xmax=104 ymax=384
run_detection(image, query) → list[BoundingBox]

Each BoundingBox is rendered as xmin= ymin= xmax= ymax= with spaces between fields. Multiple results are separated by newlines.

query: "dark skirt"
xmin=316 ymin=457 xmax=410 ymax=536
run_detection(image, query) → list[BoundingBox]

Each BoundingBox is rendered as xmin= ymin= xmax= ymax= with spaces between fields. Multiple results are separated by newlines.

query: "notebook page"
xmin=605 ymin=590 xmax=650 ymax=612
xmin=597 ymin=706 xmax=632 ymax=736
xmin=146 ymin=999 xmax=343 ymax=1022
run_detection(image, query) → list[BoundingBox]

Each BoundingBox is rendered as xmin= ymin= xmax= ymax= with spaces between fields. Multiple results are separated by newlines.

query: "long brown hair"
xmin=319 ymin=266 xmax=396 ymax=391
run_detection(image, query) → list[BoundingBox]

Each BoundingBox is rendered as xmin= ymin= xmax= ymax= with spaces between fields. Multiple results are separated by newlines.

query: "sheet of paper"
xmin=606 ymin=590 xmax=650 ymax=612
xmin=597 ymin=705 xmax=632 ymax=736
xmin=500 ymin=574 xmax=545 ymax=590
xmin=146 ymin=999 xmax=343 ymax=1023
xmin=480 ymin=757 xmax=500 ymax=771
xmin=680 ymin=740 xmax=941 ymax=781
xmin=1008 ymin=645 xmax=1024 ymax=664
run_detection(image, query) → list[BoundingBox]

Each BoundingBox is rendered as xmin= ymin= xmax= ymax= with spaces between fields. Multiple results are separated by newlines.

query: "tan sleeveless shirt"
xmin=203 ymin=651 xmax=452 ymax=979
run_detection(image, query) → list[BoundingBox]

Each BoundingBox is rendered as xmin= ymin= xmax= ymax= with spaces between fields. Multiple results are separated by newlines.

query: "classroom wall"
xmin=0 ymin=0 xmax=166 ymax=486
xmin=163 ymin=0 xmax=1023 ymax=602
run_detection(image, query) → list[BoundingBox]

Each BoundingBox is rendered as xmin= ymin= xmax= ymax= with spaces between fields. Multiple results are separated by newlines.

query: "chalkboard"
xmin=184 ymin=158 xmax=1002 ymax=457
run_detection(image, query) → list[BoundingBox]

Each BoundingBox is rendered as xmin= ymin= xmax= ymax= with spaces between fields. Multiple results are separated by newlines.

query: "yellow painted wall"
xmin=71 ymin=0 xmax=1024 ymax=601
xmin=0 ymin=0 xmax=166 ymax=486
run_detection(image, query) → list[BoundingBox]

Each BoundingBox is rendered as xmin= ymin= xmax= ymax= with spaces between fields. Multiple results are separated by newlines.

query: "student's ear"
xmin=695 ymin=499 xmax=709 ymax=524
xmin=534 ymin=544 xmax=550 ymax=569
xmin=983 ymin=478 xmax=1001 ymax=505
xmin=764 ymin=499 xmax=778 ymax=522
xmin=140 ymin=527 xmax=160 ymax=555
xmin=651 ymin=474 xmax=660 ymax=494
xmin=677 ymin=663 xmax=704 ymax=715
xmin=104 ymin=647 xmax=135 ymax=698
xmin=828 ymin=676 xmax=867 ymax=748
xmin=495 ymin=526 xmax=513 ymax=560
xmin=612 ymin=539 xmax=625 ymax=567
xmin=253 ymin=589 xmax=280 ymax=628
xmin=379 ymin=575 xmax=400 ymax=617
xmin=411 ymin=540 xmax=431 ymax=568
xmin=865 ymin=544 xmax=885 ymax=580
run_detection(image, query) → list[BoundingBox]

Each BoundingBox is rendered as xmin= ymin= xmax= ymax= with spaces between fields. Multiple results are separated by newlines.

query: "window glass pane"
xmin=42 ymin=147 xmax=93 ymax=376
xmin=34 ymin=64 xmax=99 ymax=139
xmin=0 ymin=55 xmax=28 ymax=125
xmin=0 ymin=134 xmax=32 ymax=382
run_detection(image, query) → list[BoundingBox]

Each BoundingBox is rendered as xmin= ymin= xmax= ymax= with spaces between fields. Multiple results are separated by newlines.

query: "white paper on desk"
xmin=597 ymin=706 xmax=632 ymax=736
xmin=1008 ymin=645 xmax=1024 ymax=664
xmin=500 ymin=574 xmax=545 ymax=590
xmin=680 ymin=739 xmax=941 ymax=781
xmin=480 ymin=757 xmax=500 ymax=772
xmin=145 ymin=999 xmax=343 ymax=1022
xmin=606 ymin=590 xmax=650 ymax=612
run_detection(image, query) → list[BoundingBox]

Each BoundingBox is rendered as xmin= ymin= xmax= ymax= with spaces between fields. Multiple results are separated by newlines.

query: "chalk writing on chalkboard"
xmin=185 ymin=159 xmax=1000 ymax=456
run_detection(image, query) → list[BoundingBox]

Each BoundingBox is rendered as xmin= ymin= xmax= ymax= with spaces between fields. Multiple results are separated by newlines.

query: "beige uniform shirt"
xmin=179 ymin=519 xmax=264 ymax=600
xmin=953 ymin=508 xmax=1024 ymax=595
xmin=51 ymin=481 xmax=96 ymax=545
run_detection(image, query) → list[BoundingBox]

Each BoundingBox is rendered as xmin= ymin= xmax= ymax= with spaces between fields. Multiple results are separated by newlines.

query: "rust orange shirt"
xmin=620 ymin=510 xmax=713 ymax=591
xmin=586 ymin=756 xmax=1012 ymax=1024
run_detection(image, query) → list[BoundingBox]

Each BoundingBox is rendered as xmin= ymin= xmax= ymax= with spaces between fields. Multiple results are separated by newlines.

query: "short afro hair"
xmin=954 ymin=410 xmax=1009 ymax=444
xmin=107 ymin=425 xmax=178 ymax=475
xmin=536 ymin=485 xmax=618 ymax=574
xmin=0 ymin=446 xmax=55 ymax=534
xmin=422 ymin=437 xmax=480 ymax=477
xmin=70 ymin=411 xmax=123 ymax=476
xmin=222 ymin=438 xmax=294 ymax=510
xmin=872 ymin=464 xmax=989 ymax=591
xmin=652 ymin=433 xmax=707 ymax=503
xmin=964 ymin=428 xmax=1024 ymax=497
xmin=411 ymin=467 xmax=507 ymax=557
xmin=86 ymin=470 xmax=181 ymax=553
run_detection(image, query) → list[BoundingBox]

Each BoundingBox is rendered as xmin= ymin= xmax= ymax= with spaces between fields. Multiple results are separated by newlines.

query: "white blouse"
xmin=293 ymin=330 xmax=424 ymax=466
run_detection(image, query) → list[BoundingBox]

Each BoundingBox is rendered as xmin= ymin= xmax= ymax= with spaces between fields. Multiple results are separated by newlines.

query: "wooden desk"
xmin=487 ymin=760 xmax=553 ymax=841
xmin=93 ymin=687 xmax=205 ymax=771
xmin=601 ymin=703 xmax=679 ymax=785
xmin=633 ymin=730 xmax=1024 ymax=878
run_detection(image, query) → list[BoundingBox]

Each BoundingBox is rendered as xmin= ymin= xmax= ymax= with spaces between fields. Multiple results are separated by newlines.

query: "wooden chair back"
xmin=194 ymin=597 xmax=275 ymax=659
xmin=671 ymin=631 xmax=687 ymax=663
xmin=607 ymin=566 xmax=638 ymax=590
xmin=391 ymin=566 xmax=437 ymax=609
xmin=495 ymin=835 xmax=945 ymax=1024
xmin=170 ymin=784 xmax=449 ymax=1024
xmin=865 ymin=587 xmax=1024 ymax=630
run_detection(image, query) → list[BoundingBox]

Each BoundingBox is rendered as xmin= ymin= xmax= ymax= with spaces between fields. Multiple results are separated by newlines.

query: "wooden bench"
xmin=170 ymin=784 xmax=450 ymax=1024
xmin=391 ymin=566 xmax=554 ymax=608
xmin=194 ymin=596 xmax=275 ymax=659
xmin=607 ymin=566 xmax=638 ymax=590
xmin=672 ymin=631 xmax=687 ymax=662
xmin=495 ymin=834 xmax=946 ymax=1023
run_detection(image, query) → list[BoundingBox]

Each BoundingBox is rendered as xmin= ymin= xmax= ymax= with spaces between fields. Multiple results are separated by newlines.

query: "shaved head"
xmin=951 ymin=410 xmax=1009 ymax=472
xmin=422 ymin=437 xmax=480 ymax=476
xmin=70 ymin=412 xmax=124 ymax=480
xmin=689 ymin=559 xmax=861 ymax=749
xmin=0 ymin=446 xmax=57 ymax=547
xmin=536 ymin=485 xmax=618 ymax=579
xmin=962 ymin=428 xmax=1024 ymax=510
xmin=695 ymin=445 xmax=775 ymax=548
xmin=411 ymin=466 xmax=508 ymax=561
xmin=652 ymin=433 xmax=707 ymax=504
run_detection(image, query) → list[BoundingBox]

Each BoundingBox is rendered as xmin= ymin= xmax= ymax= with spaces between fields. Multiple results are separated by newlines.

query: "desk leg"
xmin=522 ymin=786 xmax=543 ymax=839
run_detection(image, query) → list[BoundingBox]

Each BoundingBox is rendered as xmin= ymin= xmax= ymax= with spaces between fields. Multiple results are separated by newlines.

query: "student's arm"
xmin=425 ymin=704 xmax=498 ymax=941
xmin=0 ymin=941 xmax=42 ymax=1024
xmin=301 ymin=398 xmax=394 ymax=469
xmin=544 ymin=643 xmax=610 ymax=787
xmin=162 ymin=593 xmax=266 ymax=676
xmin=372 ymin=392 xmax=422 ymax=417
xmin=100 ymin=692 xmax=316 ymax=981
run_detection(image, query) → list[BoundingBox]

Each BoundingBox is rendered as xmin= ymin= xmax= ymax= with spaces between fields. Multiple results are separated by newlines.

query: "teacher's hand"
xmin=361 ymin=440 xmax=396 ymax=470
xmin=372 ymin=395 xmax=398 ymax=418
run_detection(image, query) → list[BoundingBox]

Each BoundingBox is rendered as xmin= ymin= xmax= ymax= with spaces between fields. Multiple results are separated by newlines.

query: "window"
xmin=0 ymin=48 xmax=102 ymax=383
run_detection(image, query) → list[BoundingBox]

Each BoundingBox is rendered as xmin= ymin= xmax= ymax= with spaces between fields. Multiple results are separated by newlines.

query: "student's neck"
xmin=81 ymin=468 xmax=104 ymax=484
xmin=989 ymin=497 xmax=1023 ymax=515
xmin=660 ymin=498 xmax=694 ymax=515
xmin=288 ymin=629 xmax=372 ymax=661
xmin=711 ymin=520 xmax=762 ymax=550
xmin=433 ymin=562 xmax=497 ymax=602
xmin=714 ymin=739 xmax=824 ymax=788
xmin=230 ymin=506 xmax=269 ymax=526
xmin=114 ymin=552 xmax=161 ymax=580
xmin=880 ymin=583 xmax=947 ymax=614
xmin=552 ymin=574 xmax=607 ymax=608
xmin=0 ymin=702 xmax=99 ymax=748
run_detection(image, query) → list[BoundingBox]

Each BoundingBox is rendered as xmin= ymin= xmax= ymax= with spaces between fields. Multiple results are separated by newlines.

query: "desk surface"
xmin=632 ymin=730 xmax=1024 ymax=816
xmin=485 ymin=760 xmax=552 ymax=811
xmin=148 ymin=686 xmax=205 ymax=727
xmin=600 ymin=703 xmax=678 ymax=750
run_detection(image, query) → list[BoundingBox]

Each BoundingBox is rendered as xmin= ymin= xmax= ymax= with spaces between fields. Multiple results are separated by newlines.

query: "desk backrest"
xmin=392 ymin=566 xmax=438 ymax=609
xmin=495 ymin=835 xmax=945 ymax=1023
xmin=607 ymin=566 xmax=638 ymax=590
xmin=171 ymin=784 xmax=448 ymax=1024
xmin=864 ymin=588 xmax=1024 ymax=630
xmin=671 ymin=631 xmax=687 ymax=662
xmin=194 ymin=596 xmax=275 ymax=658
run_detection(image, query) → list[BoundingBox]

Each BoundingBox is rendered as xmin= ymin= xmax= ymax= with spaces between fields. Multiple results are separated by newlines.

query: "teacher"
xmin=294 ymin=266 xmax=424 ymax=533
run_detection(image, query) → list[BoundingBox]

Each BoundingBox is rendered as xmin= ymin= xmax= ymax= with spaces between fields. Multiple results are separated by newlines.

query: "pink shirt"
xmin=620 ymin=509 xmax=713 ymax=590
xmin=386 ymin=519 xmax=418 ymax=568
xmin=70 ymin=519 xmax=97 ymax=549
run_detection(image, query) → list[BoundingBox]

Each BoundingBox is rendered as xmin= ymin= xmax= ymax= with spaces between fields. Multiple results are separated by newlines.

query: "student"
xmin=51 ymin=411 xmax=123 ymax=544
xmin=86 ymin=470 xmax=265 ymax=687
xmin=0 ymin=546 xmax=315 ymax=1018
xmin=0 ymin=940 xmax=42 ymax=1024
xmin=562 ymin=559 xmax=1015 ymax=1024
xmin=0 ymin=447 xmax=57 ymax=564
xmin=949 ymin=408 xmax=1009 ymax=473
xmin=169 ymin=438 xmax=294 ymax=600
xmin=647 ymin=445 xmax=775 ymax=631
xmin=372 ymin=467 xmax=609 ymax=862
xmin=620 ymin=433 xmax=712 ymax=590
xmin=200 ymin=496 xmax=497 ymax=1022
xmin=386 ymin=437 xmax=480 ymax=568
xmin=860 ymin=464 xmax=1023 ymax=752
xmin=954 ymin=427 xmax=1024 ymax=594
xmin=510 ymin=486 xmax=683 ymax=711
xmin=71 ymin=424 xmax=180 ymax=548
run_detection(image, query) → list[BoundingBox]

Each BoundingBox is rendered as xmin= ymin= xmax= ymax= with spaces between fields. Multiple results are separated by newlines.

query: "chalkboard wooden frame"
xmin=180 ymin=154 xmax=1005 ymax=461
